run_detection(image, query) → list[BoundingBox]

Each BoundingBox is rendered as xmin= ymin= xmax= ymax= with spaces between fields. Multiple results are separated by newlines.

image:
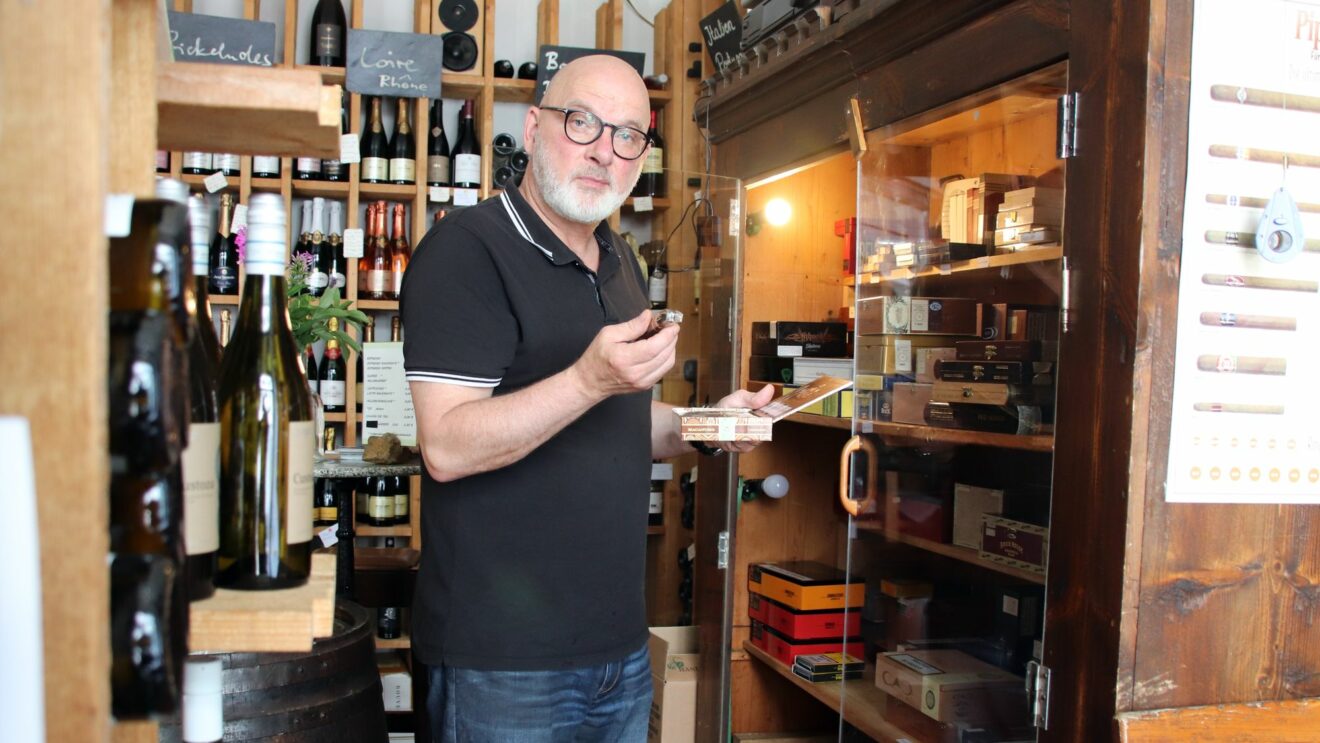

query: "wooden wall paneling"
xmin=595 ymin=0 xmax=622 ymax=50
xmin=111 ymin=721 xmax=158 ymax=743
xmin=483 ymin=0 xmax=496 ymax=79
xmin=1116 ymin=697 xmax=1320 ymax=743
xmin=537 ymin=0 xmax=560 ymax=48
xmin=283 ymin=0 xmax=298 ymax=66
xmin=731 ymin=650 xmax=838 ymax=735
xmin=1 ymin=0 xmax=111 ymax=739
xmin=1037 ymin=0 xmax=1152 ymax=740
xmin=111 ymin=0 xmax=158 ymax=196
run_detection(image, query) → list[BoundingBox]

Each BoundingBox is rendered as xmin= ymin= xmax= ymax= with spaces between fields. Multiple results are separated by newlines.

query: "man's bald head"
xmin=541 ymin=55 xmax=650 ymax=126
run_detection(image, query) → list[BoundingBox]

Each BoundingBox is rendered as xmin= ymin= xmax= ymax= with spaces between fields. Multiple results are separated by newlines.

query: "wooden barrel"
xmin=161 ymin=601 xmax=387 ymax=742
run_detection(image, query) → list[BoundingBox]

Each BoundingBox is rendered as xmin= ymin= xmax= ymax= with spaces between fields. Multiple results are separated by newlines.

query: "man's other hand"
xmin=570 ymin=310 xmax=679 ymax=398
xmin=711 ymin=383 xmax=776 ymax=454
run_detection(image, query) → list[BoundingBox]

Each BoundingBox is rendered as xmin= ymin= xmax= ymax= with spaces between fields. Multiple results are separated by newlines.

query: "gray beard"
xmin=529 ymin=144 xmax=640 ymax=224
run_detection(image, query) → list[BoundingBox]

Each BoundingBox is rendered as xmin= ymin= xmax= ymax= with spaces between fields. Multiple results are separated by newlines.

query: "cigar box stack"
xmin=993 ymin=186 xmax=1063 ymax=253
xmin=922 ymin=339 xmax=1058 ymax=435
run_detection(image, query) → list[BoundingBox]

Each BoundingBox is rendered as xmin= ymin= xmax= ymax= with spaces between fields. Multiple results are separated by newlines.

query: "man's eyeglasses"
xmin=540 ymin=106 xmax=651 ymax=161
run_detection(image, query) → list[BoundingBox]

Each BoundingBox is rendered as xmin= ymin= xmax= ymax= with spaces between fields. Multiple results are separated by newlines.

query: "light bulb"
xmin=760 ymin=474 xmax=790 ymax=499
xmin=764 ymin=198 xmax=792 ymax=227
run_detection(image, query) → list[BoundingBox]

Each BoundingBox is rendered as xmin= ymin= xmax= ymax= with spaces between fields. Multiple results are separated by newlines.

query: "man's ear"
xmin=523 ymin=107 xmax=540 ymax=152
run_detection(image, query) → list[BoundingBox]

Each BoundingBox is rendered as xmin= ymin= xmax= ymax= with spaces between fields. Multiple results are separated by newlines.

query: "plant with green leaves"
xmin=286 ymin=251 xmax=369 ymax=352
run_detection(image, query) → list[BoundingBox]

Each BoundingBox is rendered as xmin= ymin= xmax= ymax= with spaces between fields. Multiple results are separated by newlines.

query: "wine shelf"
xmin=647 ymin=525 xmax=664 ymax=536
xmin=251 ymin=176 xmax=284 ymax=193
xmin=358 ymin=182 xmax=419 ymax=200
xmin=292 ymin=178 xmax=351 ymax=197
xmin=355 ymin=298 xmax=400 ymax=311
xmin=180 ymin=171 xmax=237 ymax=192
xmin=356 ymin=524 xmax=412 ymax=537
xmin=784 ymin=413 xmax=1055 ymax=452
xmin=324 ymin=412 xmax=347 ymax=423
xmin=294 ymin=63 xmax=346 ymax=85
xmin=489 ymin=76 xmax=674 ymax=105
xmin=189 ymin=552 xmax=336 ymax=653
xmin=854 ymin=525 xmax=1046 ymax=584
xmin=374 ymin=631 xmax=411 ymax=650
xmin=209 ymin=294 xmax=240 ymax=305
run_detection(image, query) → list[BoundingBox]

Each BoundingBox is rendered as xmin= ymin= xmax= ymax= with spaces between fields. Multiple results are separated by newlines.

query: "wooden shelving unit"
xmin=783 ymin=413 xmax=1055 ymax=452
xmin=189 ymin=552 xmax=337 ymax=653
xmin=357 ymin=524 xmax=412 ymax=537
xmin=855 ymin=524 xmax=1047 ymax=585
xmin=375 ymin=631 xmax=411 ymax=650
xmin=853 ymin=245 xmax=1063 ymax=286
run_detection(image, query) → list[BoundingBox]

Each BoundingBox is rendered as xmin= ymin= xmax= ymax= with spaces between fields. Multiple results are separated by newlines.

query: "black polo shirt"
xmin=400 ymin=184 xmax=652 ymax=671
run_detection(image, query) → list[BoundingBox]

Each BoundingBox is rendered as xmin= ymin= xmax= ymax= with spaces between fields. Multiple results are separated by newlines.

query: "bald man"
xmin=400 ymin=56 xmax=771 ymax=741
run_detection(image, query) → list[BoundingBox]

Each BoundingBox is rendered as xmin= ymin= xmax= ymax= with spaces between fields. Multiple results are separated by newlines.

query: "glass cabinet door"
xmin=835 ymin=63 xmax=1068 ymax=742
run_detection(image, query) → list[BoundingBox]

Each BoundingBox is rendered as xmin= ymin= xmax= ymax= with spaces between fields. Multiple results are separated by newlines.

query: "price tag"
xmin=729 ymin=197 xmax=740 ymax=236
xmin=203 ymin=171 xmax=229 ymax=193
xmin=105 ymin=194 xmax=135 ymax=237
xmin=632 ymin=196 xmax=653 ymax=212
xmin=343 ymin=228 xmax=364 ymax=258
xmin=428 ymin=186 xmax=451 ymax=203
xmin=651 ymin=462 xmax=674 ymax=480
xmin=317 ymin=525 xmax=338 ymax=548
xmin=716 ymin=417 xmax=736 ymax=441
xmin=895 ymin=339 xmax=913 ymax=373
xmin=232 ymin=204 xmax=248 ymax=231
xmin=453 ymin=188 xmax=479 ymax=206
xmin=340 ymin=133 xmax=361 ymax=164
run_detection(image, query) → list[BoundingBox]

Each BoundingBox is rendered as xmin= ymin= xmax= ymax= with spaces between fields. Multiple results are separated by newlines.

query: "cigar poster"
xmin=1165 ymin=0 xmax=1320 ymax=503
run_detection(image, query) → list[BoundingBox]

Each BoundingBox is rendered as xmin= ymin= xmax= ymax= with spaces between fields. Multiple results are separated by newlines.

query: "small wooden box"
xmin=979 ymin=515 xmax=1048 ymax=575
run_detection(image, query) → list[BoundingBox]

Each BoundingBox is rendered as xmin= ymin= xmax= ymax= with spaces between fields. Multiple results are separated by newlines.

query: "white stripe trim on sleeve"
xmin=406 ymin=371 xmax=502 ymax=388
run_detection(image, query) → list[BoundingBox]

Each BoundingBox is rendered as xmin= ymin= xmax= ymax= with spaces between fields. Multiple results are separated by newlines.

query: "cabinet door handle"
xmin=838 ymin=434 xmax=878 ymax=517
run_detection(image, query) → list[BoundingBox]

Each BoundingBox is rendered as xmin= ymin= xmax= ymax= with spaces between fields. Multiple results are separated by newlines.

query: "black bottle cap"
xmin=493 ymin=59 xmax=515 ymax=78
xmin=442 ymin=32 xmax=478 ymax=72
xmin=517 ymin=61 xmax=538 ymax=80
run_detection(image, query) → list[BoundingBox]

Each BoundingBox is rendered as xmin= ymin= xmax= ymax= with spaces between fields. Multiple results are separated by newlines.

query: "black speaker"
xmin=435 ymin=0 xmax=482 ymax=74
xmin=437 ymin=0 xmax=478 ymax=32
xmin=442 ymin=32 xmax=478 ymax=72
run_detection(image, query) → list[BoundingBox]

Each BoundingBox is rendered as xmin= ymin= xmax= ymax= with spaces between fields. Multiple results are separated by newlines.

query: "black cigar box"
xmin=933 ymin=360 xmax=1054 ymax=385
xmin=954 ymin=340 xmax=1058 ymax=363
xmin=751 ymin=321 xmax=849 ymax=358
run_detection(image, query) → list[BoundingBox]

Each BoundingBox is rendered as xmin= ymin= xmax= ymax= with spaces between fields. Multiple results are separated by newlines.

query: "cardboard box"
xmin=856 ymin=296 xmax=983 ymax=337
xmin=1000 ymin=186 xmax=1063 ymax=211
xmin=674 ymin=376 xmax=852 ymax=442
xmin=377 ymin=656 xmax=413 ymax=712
xmin=952 ymin=484 xmax=1004 ymax=549
xmin=995 ymin=205 xmax=1062 ymax=230
xmin=749 ymin=561 xmax=865 ymax=612
xmin=648 ymin=626 xmax=699 ymax=743
xmin=875 ymin=649 xmax=1024 ymax=724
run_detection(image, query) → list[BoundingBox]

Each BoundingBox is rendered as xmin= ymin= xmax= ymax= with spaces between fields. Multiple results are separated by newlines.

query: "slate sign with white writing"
xmin=347 ymin=29 xmax=444 ymax=99
xmin=168 ymin=11 xmax=276 ymax=67
xmin=533 ymin=46 xmax=645 ymax=104
xmin=699 ymin=2 xmax=742 ymax=74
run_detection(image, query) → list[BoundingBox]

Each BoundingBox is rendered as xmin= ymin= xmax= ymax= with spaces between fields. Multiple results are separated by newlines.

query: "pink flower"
xmin=294 ymin=251 xmax=316 ymax=272
xmin=234 ymin=226 xmax=247 ymax=263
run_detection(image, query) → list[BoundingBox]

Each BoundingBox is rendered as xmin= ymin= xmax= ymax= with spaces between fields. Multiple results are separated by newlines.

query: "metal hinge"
xmin=1060 ymin=256 xmax=1072 ymax=335
xmin=1057 ymin=92 xmax=1079 ymax=159
xmin=716 ymin=531 xmax=729 ymax=569
xmin=1026 ymin=661 xmax=1052 ymax=729
xmin=727 ymin=297 xmax=735 ymax=343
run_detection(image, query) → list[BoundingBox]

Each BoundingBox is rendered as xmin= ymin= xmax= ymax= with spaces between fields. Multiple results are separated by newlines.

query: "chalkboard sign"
xmin=168 ymin=11 xmax=276 ymax=67
xmin=346 ymin=29 xmax=444 ymax=99
xmin=699 ymin=2 xmax=742 ymax=74
xmin=533 ymin=46 xmax=646 ymax=104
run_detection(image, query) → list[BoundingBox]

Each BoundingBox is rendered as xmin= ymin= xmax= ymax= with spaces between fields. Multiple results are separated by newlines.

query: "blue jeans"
xmin=426 ymin=642 xmax=653 ymax=743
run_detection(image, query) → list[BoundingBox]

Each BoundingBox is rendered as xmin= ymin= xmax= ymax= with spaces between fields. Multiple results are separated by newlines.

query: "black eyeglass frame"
xmin=539 ymin=106 xmax=652 ymax=161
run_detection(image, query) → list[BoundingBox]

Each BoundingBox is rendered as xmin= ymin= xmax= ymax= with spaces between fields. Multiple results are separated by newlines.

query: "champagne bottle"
xmin=188 ymin=196 xmax=223 ymax=372
xmin=427 ymin=99 xmax=451 ymax=187
xmin=319 ymin=317 xmax=347 ymax=413
xmin=633 ymin=109 xmax=664 ymax=197
xmin=309 ymin=0 xmax=347 ymax=67
xmin=366 ymin=474 xmax=394 ymax=526
xmin=389 ymin=98 xmax=416 ymax=185
xmin=360 ymin=96 xmax=390 ymax=184
xmin=296 ymin=200 xmax=312 ymax=261
xmin=208 ymin=194 xmax=239 ymax=296
xmin=366 ymin=201 xmax=391 ymax=300
xmin=220 ymin=310 xmax=232 ymax=348
xmin=356 ymin=320 xmax=374 ymax=413
xmin=390 ymin=204 xmax=410 ymax=299
xmin=306 ymin=198 xmax=330 ymax=297
xmin=216 ymin=193 xmax=315 ymax=589
xmin=323 ymin=91 xmax=349 ymax=181
xmin=305 ymin=345 xmax=319 ymax=395
xmin=253 ymin=155 xmax=280 ymax=179
xmin=324 ymin=200 xmax=347 ymax=291
xmin=649 ymin=253 xmax=668 ymax=309
xmin=452 ymin=100 xmax=481 ymax=190
xmin=357 ymin=203 xmax=374 ymax=296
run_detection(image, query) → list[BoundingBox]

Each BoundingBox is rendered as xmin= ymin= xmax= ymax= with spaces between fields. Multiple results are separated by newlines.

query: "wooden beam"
xmin=157 ymin=62 xmax=341 ymax=157
xmin=537 ymin=0 xmax=560 ymax=48
xmin=111 ymin=0 xmax=158 ymax=195
xmin=1117 ymin=698 xmax=1320 ymax=742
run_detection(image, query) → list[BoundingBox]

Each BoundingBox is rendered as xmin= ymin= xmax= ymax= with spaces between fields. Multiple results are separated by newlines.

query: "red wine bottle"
xmin=309 ymin=0 xmax=346 ymax=67
xmin=451 ymin=100 xmax=481 ymax=190
xmin=427 ymin=99 xmax=451 ymax=187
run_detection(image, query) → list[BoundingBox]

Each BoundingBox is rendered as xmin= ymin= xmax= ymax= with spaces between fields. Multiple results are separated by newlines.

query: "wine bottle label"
xmin=370 ymin=497 xmax=395 ymax=518
xmin=216 ymin=153 xmax=241 ymax=173
xmin=642 ymin=146 xmax=664 ymax=175
xmin=184 ymin=152 xmax=213 ymax=170
xmin=330 ymin=270 xmax=347 ymax=289
xmin=286 ymin=420 xmax=315 ymax=544
xmin=308 ymin=270 xmax=330 ymax=289
xmin=253 ymin=155 xmax=280 ymax=175
xmin=454 ymin=154 xmax=481 ymax=185
xmin=648 ymin=270 xmax=667 ymax=304
xmin=428 ymin=157 xmax=450 ymax=185
xmin=321 ymin=380 xmax=346 ymax=406
xmin=392 ymin=270 xmax=405 ymax=296
xmin=315 ymin=23 xmax=343 ymax=58
xmin=368 ymin=269 xmax=389 ymax=293
xmin=320 ymin=506 xmax=338 ymax=522
xmin=362 ymin=157 xmax=389 ymax=182
xmin=296 ymin=156 xmax=322 ymax=174
xmin=182 ymin=422 xmax=221 ymax=554
xmin=155 ymin=150 xmax=170 ymax=170
xmin=649 ymin=490 xmax=663 ymax=515
xmin=390 ymin=158 xmax=416 ymax=182
xmin=210 ymin=266 xmax=237 ymax=293
xmin=356 ymin=381 xmax=365 ymax=404
xmin=394 ymin=494 xmax=409 ymax=517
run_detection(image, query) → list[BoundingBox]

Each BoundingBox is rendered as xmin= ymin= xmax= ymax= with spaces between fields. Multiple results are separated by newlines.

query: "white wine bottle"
xmin=216 ymin=193 xmax=315 ymax=589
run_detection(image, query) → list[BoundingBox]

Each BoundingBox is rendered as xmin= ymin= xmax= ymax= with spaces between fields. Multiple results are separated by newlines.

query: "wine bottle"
xmin=391 ymin=473 xmax=409 ymax=525
xmin=305 ymin=345 xmax=319 ymax=395
xmin=377 ymin=607 xmax=401 ymax=639
xmin=356 ymin=476 xmax=371 ymax=523
xmin=323 ymin=91 xmax=349 ymax=181
xmin=182 ymin=151 xmax=212 ymax=175
xmin=208 ymin=194 xmax=239 ymax=296
xmin=309 ymin=0 xmax=347 ymax=67
xmin=219 ymin=310 xmax=232 ymax=348
xmin=390 ymin=204 xmax=410 ymax=299
xmin=452 ymin=100 xmax=481 ymax=190
xmin=295 ymin=153 xmax=322 ymax=181
xmin=649 ymin=253 xmax=668 ymax=309
xmin=427 ymin=99 xmax=450 ymax=187
xmin=253 ymin=155 xmax=280 ymax=179
xmin=306 ymin=198 xmax=329 ymax=297
xmin=389 ymin=98 xmax=416 ymax=185
xmin=314 ymin=476 xmax=338 ymax=528
xmin=324 ymin=201 xmax=347 ymax=291
xmin=319 ymin=317 xmax=347 ymax=413
xmin=187 ymin=196 xmax=223 ymax=372
xmin=355 ymin=320 xmax=374 ymax=413
xmin=366 ymin=201 xmax=391 ymax=300
xmin=357 ymin=202 xmax=374 ymax=296
xmin=156 ymin=150 xmax=171 ymax=174
xmin=360 ymin=96 xmax=390 ymax=184
xmin=633 ymin=109 xmax=664 ymax=197
xmin=216 ymin=193 xmax=315 ymax=590
xmin=214 ymin=153 xmax=241 ymax=177
xmin=366 ymin=474 xmax=394 ymax=526
xmin=181 ymin=657 xmax=223 ymax=743
xmin=492 ymin=165 xmax=514 ymax=189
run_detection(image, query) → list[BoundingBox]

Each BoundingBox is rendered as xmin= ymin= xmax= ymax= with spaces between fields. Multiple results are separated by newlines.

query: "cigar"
xmin=1193 ymin=402 xmax=1285 ymax=415
xmin=1210 ymin=85 xmax=1320 ymax=115
xmin=1208 ymin=144 xmax=1320 ymax=170
xmin=1198 ymin=311 xmax=1297 ymax=331
xmin=1204 ymin=229 xmax=1320 ymax=254
xmin=1206 ymin=193 xmax=1320 ymax=213
xmin=1196 ymin=354 xmax=1288 ymax=375
xmin=1202 ymin=273 xmax=1318 ymax=293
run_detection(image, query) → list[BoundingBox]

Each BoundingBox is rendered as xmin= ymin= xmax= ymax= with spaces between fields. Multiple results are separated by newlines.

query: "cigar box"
xmin=952 ymin=483 xmax=1004 ymax=549
xmin=674 ymin=376 xmax=853 ymax=442
xmin=940 ymin=174 xmax=1029 ymax=246
xmin=915 ymin=347 xmax=958 ymax=384
xmin=993 ymin=226 xmax=1059 ymax=247
xmin=891 ymin=383 xmax=934 ymax=425
xmin=955 ymin=340 xmax=1055 ymax=362
xmin=995 ymin=205 xmax=1062 ymax=230
xmin=874 ymin=649 xmax=1024 ymax=724
xmin=751 ymin=321 xmax=849 ymax=358
xmin=791 ymin=357 xmax=854 ymax=385
xmin=757 ymin=621 xmax=862 ymax=668
xmin=931 ymin=381 xmax=1048 ymax=406
xmin=934 ymin=360 xmax=1054 ymax=385
xmin=858 ymin=335 xmax=962 ymax=376
xmin=748 ymin=592 xmax=771 ymax=624
xmin=910 ymin=241 xmax=988 ymax=266
xmin=923 ymin=402 xmax=1043 ymax=435
xmin=794 ymin=652 xmax=865 ymax=675
xmin=748 ymin=561 xmax=865 ymax=612
xmin=979 ymin=515 xmax=1048 ymax=575
xmin=792 ymin=664 xmax=863 ymax=683
xmin=1000 ymin=186 xmax=1063 ymax=211
xmin=857 ymin=296 xmax=983 ymax=337
xmin=980 ymin=303 xmax=1008 ymax=341
xmin=766 ymin=598 xmax=863 ymax=641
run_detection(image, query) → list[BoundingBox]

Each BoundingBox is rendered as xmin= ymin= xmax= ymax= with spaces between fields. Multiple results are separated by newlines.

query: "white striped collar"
xmin=499 ymin=190 xmax=555 ymax=261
